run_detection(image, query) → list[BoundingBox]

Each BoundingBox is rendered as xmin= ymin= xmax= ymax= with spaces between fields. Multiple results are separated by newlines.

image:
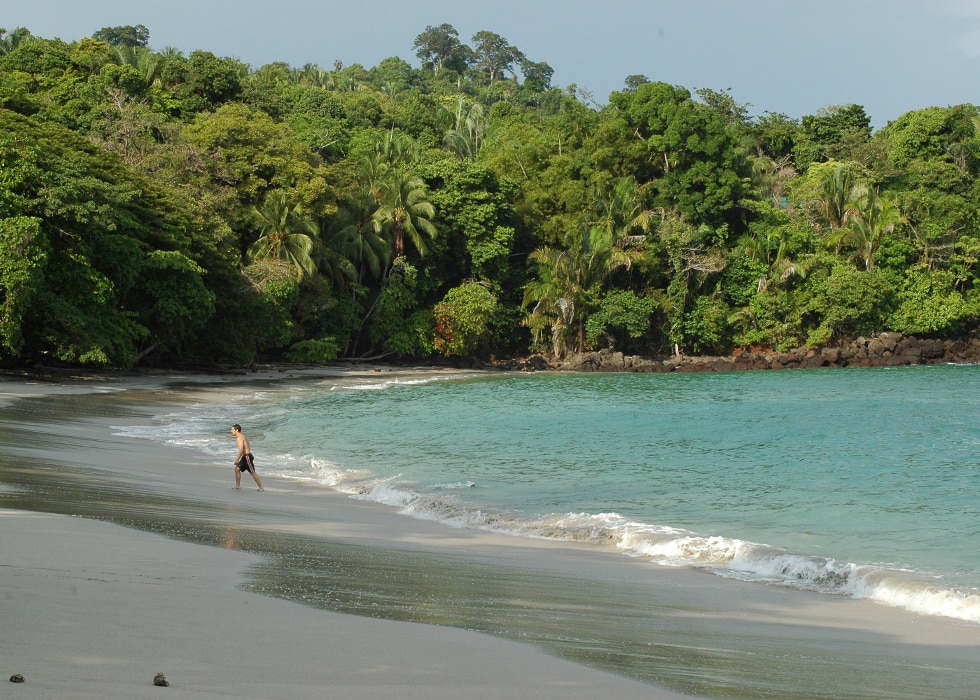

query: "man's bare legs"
xmin=233 ymin=466 xmax=262 ymax=490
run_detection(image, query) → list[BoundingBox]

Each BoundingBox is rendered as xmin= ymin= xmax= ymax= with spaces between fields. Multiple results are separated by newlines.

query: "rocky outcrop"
xmin=517 ymin=334 xmax=980 ymax=373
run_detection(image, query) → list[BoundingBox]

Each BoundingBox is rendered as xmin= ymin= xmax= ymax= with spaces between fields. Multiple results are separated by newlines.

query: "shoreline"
xmin=527 ymin=331 xmax=980 ymax=373
xmin=5 ymin=330 xmax=980 ymax=383
xmin=2 ymin=371 xmax=980 ymax=698
xmin=0 ymin=370 xmax=686 ymax=699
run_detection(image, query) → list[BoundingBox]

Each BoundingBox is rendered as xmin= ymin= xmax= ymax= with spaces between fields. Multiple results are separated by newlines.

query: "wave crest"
xmin=340 ymin=480 xmax=980 ymax=624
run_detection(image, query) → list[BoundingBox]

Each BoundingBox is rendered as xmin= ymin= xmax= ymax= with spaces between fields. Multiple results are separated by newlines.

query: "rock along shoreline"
xmin=514 ymin=333 xmax=980 ymax=373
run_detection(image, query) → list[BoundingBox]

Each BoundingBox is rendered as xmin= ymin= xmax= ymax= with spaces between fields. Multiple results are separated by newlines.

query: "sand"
xmin=1 ymin=368 xmax=979 ymax=699
xmin=0 ymin=369 xmax=691 ymax=699
xmin=4 ymin=510 xmax=695 ymax=699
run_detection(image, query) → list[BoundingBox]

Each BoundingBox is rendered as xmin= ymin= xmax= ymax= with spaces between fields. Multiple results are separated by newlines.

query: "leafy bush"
xmin=285 ymin=337 xmax=340 ymax=363
xmin=433 ymin=282 xmax=497 ymax=356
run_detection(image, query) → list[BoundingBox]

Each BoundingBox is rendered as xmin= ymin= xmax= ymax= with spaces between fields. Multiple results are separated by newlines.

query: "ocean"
xmin=116 ymin=363 xmax=980 ymax=625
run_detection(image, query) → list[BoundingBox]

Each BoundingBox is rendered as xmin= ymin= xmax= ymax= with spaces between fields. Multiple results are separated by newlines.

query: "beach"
xmin=2 ymin=368 xmax=979 ymax=699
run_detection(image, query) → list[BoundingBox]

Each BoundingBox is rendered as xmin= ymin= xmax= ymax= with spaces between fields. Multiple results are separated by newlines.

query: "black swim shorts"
xmin=236 ymin=453 xmax=255 ymax=473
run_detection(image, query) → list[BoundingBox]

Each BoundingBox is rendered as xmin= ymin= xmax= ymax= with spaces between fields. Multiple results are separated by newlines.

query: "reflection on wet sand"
xmin=2 ymin=386 xmax=979 ymax=699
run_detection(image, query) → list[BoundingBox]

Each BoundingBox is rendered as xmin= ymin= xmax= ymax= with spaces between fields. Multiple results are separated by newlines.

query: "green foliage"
xmin=888 ymin=266 xmax=978 ymax=336
xmin=730 ymin=290 xmax=804 ymax=351
xmin=178 ymin=51 xmax=245 ymax=112
xmin=285 ymin=336 xmax=340 ymax=363
xmin=183 ymin=103 xmax=320 ymax=218
xmin=682 ymin=296 xmax=732 ymax=354
xmin=0 ymin=108 xmax=202 ymax=366
xmin=0 ymin=215 xmax=47 ymax=356
xmin=794 ymin=104 xmax=872 ymax=167
xmin=523 ymin=223 xmax=632 ymax=357
xmin=2 ymin=25 xmax=980 ymax=371
xmin=584 ymin=290 xmax=659 ymax=353
xmin=720 ymin=253 xmax=768 ymax=308
xmin=433 ymin=282 xmax=497 ymax=356
xmin=33 ymin=288 xmax=149 ymax=366
xmin=247 ymin=190 xmax=317 ymax=280
xmin=425 ymin=159 xmax=521 ymax=291
xmin=749 ymin=111 xmax=798 ymax=159
xmin=245 ymin=258 xmax=300 ymax=308
xmin=801 ymin=265 xmax=893 ymax=343
xmin=471 ymin=31 xmax=524 ymax=84
xmin=278 ymin=84 xmax=348 ymax=158
xmin=414 ymin=24 xmax=468 ymax=76
xmin=368 ymin=261 xmax=433 ymax=356
xmin=93 ymin=25 xmax=149 ymax=48
xmin=129 ymin=250 xmax=215 ymax=360
xmin=877 ymin=105 xmax=978 ymax=169
xmin=607 ymin=81 xmax=745 ymax=230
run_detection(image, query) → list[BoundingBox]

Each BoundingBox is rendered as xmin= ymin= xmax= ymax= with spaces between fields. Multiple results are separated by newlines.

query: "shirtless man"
xmin=231 ymin=424 xmax=265 ymax=491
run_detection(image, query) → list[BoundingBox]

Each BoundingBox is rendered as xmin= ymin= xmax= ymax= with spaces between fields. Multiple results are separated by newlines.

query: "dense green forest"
xmin=2 ymin=22 xmax=979 ymax=369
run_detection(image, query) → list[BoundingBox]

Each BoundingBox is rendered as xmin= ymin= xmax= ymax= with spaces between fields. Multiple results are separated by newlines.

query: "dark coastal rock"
xmin=630 ymin=356 xmax=671 ymax=372
xmin=711 ymin=358 xmax=735 ymax=372
xmin=153 ymin=672 xmax=170 ymax=687
xmin=521 ymin=354 xmax=551 ymax=371
xmin=601 ymin=351 xmax=626 ymax=371
xmin=879 ymin=332 xmax=902 ymax=352
xmin=9 ymin=674 xmax=24 ymax=683
xmin=820 ymin=347 xmax=842 ymax=364
xmin=770 ymin=351 xmax=801 ymax=370
xmin=732 ymin=352 xmax=765 ymax=371
xmin=947 ymin=339 xmax=968 ymax=359
xmin=841 ymin=341 xmax=868 ymax=364
xmin=915 ymin=338 xmax=945 ymax=360
xmin=536 ymin=331 xmax=980 ymax=375
xmin=800 ymin=349 xmax=827 ymax=369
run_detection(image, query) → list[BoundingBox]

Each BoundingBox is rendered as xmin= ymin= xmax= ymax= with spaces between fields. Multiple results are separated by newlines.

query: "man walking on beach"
xmin=231 ymin=424 xmax=265 ymax=491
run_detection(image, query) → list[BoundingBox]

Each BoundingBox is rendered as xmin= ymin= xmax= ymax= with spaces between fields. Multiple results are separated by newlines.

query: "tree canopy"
xmin=2 ymin=22 xmax=980 ymax=369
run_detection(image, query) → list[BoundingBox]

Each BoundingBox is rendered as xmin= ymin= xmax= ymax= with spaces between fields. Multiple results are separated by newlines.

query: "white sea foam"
xmin=109 ymin=373 xmax=980 ymax=627
xmin=430 ymin=481 xmax=477 ymax=490
xmin=335 ymin=478 xmax=980 ymax=624
xmin=861 ymin=578 xmax=980 ymax=622
xmin=341 ymin=374 xmax=465 ymax=392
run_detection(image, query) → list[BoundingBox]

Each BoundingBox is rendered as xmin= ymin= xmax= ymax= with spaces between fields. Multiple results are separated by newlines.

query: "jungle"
xmin=1 ymin=23 xmax=978 ymax=369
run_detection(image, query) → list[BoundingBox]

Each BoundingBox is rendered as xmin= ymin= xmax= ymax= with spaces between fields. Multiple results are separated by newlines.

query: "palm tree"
xmin=835 ymin=187 xmax=904 ymax=270
xmin=113 ymin=45 xmax=162 ymax=85
xmin=523 ymin=246 xmax=576 ymax=358
xmin=523 ymin=223 xmax=633 ymax=357
xmin=375 ymin=129 xmax=419 ymax=169
xmin=356 ymin=132 xmax=419 ymax=201
xmin=591 ymin=177 xmax=654 ymax=246
xmin=750 ymin=152 xmax=796 ymax=207
xmin=819 ymin=163 xmax=857 ymax=231
xmin=440 ymin=99 xmax=487 ymax=160
xmin=292 ymin=63 xmax=333 ymax=88
xmin=0 ymin=27 xmax=33 ymax=56
xmin=314 ymin=227 xmax=357 ymax=291
xmin=246 ymin=191 xmax=318 ymax=281
xmin=357 ymin=153 xmax=391 ymax=199
xmin=374 ymin=173 xmax=437 ymax=258
xmin=329 ymin=190 xmax=389 ymax=283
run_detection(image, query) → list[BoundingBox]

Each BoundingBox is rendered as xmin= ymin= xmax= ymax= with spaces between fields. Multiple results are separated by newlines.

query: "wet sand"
xmin=1 ymin=369 xmax=979 ymax=699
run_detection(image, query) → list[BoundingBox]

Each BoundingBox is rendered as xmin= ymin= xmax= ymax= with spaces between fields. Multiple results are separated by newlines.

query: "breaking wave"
xmin=304 ymin=463 xmax=980 ymax=625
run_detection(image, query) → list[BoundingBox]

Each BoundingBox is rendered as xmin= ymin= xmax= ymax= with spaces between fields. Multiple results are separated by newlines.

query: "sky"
xmin=6 ymin=0 xmax=980 ymax=129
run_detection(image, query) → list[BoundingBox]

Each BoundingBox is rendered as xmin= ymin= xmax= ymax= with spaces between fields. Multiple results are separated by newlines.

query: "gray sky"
xmin=6 ymin=0 xmax=980 ymax=128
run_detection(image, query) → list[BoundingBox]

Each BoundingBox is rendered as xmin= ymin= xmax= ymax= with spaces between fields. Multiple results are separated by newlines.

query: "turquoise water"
xmin=120 ymin=364 xmax=980 ymax=623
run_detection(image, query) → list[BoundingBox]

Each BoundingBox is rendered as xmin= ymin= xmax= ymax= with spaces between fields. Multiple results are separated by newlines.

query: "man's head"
xmin=231 ymin=424 xmax=242 ymax=434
